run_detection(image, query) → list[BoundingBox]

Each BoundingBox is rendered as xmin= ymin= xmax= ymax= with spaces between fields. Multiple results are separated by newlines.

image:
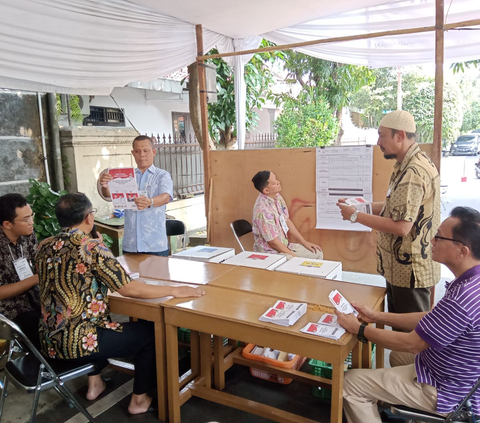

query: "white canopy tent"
xmin=0 ymin=0 xmax=479 ymax=147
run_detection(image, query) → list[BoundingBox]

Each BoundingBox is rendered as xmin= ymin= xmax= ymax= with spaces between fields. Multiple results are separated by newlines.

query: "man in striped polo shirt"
xmin=336 ymin=206 xmax=480 ymax=422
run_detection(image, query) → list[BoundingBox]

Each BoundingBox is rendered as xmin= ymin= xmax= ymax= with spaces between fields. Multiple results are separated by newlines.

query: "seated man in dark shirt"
xmin=0 ymin=193 xmax=40 ymax=345
xmin=36 ymin=193 xmax=205 ymax=415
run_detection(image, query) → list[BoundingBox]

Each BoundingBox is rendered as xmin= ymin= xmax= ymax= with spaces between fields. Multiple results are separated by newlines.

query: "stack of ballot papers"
xmin=259 ymin=300 xmax=307 ymax=327
xmin=328 ymin=289 xmax=359 ymax=317
xmin=300 ymin=322 xmax=346 ymax=340
xmin=345 ymin=197 xmax=372 ymax=214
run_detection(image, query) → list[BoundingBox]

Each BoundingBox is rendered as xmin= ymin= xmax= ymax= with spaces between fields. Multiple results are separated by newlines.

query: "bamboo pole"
xmin=198 ymin=18 xmax=480 ymax=61
xmin=433 ymin=0 xmax=444 ymax=172
xmin=196 ymin=24 xmax=212 ymax=233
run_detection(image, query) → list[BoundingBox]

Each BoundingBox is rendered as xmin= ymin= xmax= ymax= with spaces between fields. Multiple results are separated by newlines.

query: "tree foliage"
xmin=274 ymin=91 xmax=339 ymax=148
xmin=350 ymin=68 xmax=463 ymax=145
xmin=204 ymin=40 xmax=282 ymax=149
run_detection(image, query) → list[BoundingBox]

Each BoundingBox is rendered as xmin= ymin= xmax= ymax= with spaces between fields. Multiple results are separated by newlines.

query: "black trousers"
xmin=386 ymin=273 xmax=431 ymax=331
xmin=13 ymin=309 xmax=41 ymax=349
xmin=63 ymin=320 xmax=156 ymax=395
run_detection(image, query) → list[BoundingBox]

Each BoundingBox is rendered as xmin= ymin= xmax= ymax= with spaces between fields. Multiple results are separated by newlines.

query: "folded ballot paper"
xmin=259 ymin=300 xmax=307 ymax=327
xmin=328 ymin=290 xmax=359 ymax=317
xmin=300 ymin=322 xmax=346 ymax=340
xmin=345 ymin=197 xmax=372 ymax=215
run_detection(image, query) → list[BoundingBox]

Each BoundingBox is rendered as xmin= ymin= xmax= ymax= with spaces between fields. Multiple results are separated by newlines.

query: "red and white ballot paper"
xmin=328 ymin=290 xmax=359 ymax=317
xmin=299 ymin=292 xmax=357 ymax=340
xmin=108 ymin=167 xmax=140 ymax=210
xmin=259 ymin=300 xmax=307 ymax=327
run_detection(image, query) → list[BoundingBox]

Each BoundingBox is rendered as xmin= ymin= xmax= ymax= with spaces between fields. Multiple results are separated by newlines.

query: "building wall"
xmin=90 ymin=87 xmax=190 ymax=136
xmin=0 ymin=91 xmax=47 ymax=196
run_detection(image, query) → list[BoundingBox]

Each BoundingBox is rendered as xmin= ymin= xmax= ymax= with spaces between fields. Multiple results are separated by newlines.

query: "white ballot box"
xmin=223 ymin=251 xmax=287 ymax=271
xmin=173 ymin=246 xmax=235 ymax=263
xmin=274 ymin=258 xmax=342 ymax=280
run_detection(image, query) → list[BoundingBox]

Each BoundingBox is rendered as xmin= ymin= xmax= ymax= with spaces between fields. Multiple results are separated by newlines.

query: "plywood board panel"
xmin=210 ymin=145 xmax=433 ymax=274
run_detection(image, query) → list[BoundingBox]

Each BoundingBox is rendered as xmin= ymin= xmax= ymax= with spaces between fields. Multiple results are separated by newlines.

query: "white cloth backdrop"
xmin=0 ymin=0 xmax=479 ymax=146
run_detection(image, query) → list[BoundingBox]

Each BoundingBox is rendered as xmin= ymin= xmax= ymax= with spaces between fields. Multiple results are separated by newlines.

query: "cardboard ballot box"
xmin=223 ymin=251 xmax=286 ymax=271
xmin=173 ymin=245 xmax=235 ymax=263
xmin=274 ymin=257 xmax=342 ymax=280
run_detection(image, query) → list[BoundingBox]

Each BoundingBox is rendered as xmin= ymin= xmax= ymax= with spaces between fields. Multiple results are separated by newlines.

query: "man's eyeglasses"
xmin=14 ymin=214 xmax=35 ymax=224
xmin=84 ymin=208 xmax=97 ymax=219
xmin=434 ymin=232 xmax=465 ymax=246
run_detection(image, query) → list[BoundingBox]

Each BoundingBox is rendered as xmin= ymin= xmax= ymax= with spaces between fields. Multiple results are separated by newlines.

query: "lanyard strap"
xmin=8 ymin=244 xmax=23 ymax=261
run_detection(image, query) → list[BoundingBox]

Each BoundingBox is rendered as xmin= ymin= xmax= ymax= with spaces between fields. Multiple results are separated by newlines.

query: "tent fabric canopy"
xmin=0 ymin=0 xmax=479 ymax=146
xmin=1 ymin=0 xmax=479 ymax=94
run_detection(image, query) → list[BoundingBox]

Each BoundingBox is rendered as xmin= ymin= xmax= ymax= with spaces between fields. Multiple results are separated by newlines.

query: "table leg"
xmin=154 ymin=319 xmax=168 ymax=421
xmin=330 ymin=362 xmax=345 ymax=423
xmin=166 ymin=323 xmax=181 ymax=423
xmin=200 ymin=332 xmax=212 ymax=388
xmin=376 ymin=323 xmax=385 ymax=369
xmin=351 ymin=341 xmax=362 ymax=369
xmin=190 ymin=330 xmax=200 ymax=378
xmin=213 ymin=336 xmax=225 ymax=390
xmin=362 ymin=341 xmax=373 ymax=369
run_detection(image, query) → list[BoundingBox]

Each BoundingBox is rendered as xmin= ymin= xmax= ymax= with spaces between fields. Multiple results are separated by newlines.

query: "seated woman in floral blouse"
xmin=36 ymin=193 xmax=204 ymax=415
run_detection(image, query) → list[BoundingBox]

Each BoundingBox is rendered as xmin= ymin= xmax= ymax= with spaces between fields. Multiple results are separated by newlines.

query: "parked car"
xmin=450 ymin=134 xmax=480 ymax=156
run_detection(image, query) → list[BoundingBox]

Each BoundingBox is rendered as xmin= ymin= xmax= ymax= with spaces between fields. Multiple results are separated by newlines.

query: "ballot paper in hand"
xmin=328 ymin=290 xmax=359 ymax=317
xmin=345 ymin=197 xmax=372 ymax=214
xmin=259 ymin=300 xmax=307 ymax=327
xmin=108 ymin=168 xmax=140 ymax=210
xmin=300 ymin=322 xmax=346 ymax=340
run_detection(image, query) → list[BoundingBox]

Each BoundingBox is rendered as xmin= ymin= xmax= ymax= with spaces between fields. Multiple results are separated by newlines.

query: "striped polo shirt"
xmin=415 ymin=264 xmax=480 ymax=414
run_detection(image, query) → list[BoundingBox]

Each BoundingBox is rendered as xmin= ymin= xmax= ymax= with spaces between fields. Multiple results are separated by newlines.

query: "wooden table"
xmin=109 ymin=255 xmax=236 ymax=420
xmin=110 ymin=255 xmax=385 ymax=422
xmin=163 ymin=282 xmax=386 ymax=423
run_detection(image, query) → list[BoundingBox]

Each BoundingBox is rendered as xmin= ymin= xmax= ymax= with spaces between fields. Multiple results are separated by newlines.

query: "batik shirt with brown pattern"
xmin=36 ymin=228 xmax=131 ymax=359
xmin=377 ymin=143 xmax=441 ymax=288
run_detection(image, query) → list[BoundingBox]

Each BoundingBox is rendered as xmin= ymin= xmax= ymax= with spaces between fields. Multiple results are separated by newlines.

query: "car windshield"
xmin=456 ymin=136 xmax=476 ymax=144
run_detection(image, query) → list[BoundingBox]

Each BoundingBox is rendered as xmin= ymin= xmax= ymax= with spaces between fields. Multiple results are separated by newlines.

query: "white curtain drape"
xmin=264 ymin=0 xmax=480 ymax=68
xmin=0 ymin=0 xmax=227 ymax=94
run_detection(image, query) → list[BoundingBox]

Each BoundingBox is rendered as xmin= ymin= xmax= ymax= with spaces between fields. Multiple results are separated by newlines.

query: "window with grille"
xmin=83 ymin=106 xmax=125 ymax=126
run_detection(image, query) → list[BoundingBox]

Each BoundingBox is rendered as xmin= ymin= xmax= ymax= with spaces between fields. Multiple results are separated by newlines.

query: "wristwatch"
xmin=149 ymin=198 xmax=154 ymax=208
xmin=357 ymin=322 xmax=368 ymax=344
xmin=350 ymin=209 xmax=359 ymax=223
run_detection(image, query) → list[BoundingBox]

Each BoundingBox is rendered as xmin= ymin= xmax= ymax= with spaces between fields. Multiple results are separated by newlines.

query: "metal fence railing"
xmin=151 ymin=134 xmax=204 ymax=199
xmin=148 ymin=133 xmax=277 ymax=198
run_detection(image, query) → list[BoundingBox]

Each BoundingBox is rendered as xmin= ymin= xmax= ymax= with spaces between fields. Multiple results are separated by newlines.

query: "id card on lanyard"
xmin=9 ymin=245 xmax=34 ymax=281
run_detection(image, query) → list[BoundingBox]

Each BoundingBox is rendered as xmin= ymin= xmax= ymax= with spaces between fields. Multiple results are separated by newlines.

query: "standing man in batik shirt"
xmin=251 ymin=170 xmax=323 ymax=259
xmin=338 ymin=110 xmax=440 ymax=318
xmin=0 ymin=193 xmax=40 ymax=344
xmin=36 ymin=193 xmax=204 ymax=415
xmin=98 ymin=135 xmax=173 ymax=256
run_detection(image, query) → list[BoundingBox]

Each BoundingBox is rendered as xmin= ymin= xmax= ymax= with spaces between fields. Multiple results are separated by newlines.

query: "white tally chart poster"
xmin=315 ymin=146 xmax=373 ymax=232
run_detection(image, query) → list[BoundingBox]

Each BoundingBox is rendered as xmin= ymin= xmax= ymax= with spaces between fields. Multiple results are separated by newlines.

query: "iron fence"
xmin=151 ymin=134 xmax=204 ymax=199
xmin=148 ymin=133 xmax=277 ymax=198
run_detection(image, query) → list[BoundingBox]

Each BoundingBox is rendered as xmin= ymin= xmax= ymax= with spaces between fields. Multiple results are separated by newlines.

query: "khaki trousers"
xmin=288 ymin=243 xmax=324 ymax=260
xmin=343 ymin=351 xmax=439 ymax=423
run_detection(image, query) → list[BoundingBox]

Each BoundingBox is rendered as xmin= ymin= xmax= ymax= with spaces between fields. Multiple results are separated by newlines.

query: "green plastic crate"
xmin=177 ymin=328 xmax=228 ymax=346
xmin=310 ymin=346 xmax=377 ymax=400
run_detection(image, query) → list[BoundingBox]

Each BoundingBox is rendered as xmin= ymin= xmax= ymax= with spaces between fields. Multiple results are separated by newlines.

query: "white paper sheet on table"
xmin=315 ymin=146 xmax=373 ymax=231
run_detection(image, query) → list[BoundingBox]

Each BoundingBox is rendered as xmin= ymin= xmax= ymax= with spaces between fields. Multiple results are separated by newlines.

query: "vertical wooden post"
xmin=432 ymin=0 xmax=444 ymax=172
xmin=196 ymin=24 xmax=212 ymax=240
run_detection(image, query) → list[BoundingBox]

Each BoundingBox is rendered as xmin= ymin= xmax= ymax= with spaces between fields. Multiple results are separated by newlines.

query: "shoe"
xmin=380 ymin=409 xmax=407 ymax=422
xmin=128 ymin=398 xmax=158 ymax=417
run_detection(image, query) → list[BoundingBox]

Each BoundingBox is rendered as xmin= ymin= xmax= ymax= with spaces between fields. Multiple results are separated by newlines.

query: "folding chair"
xmin=0 ymin=314 xmax=95 ymax=423
xmin=230 ymin=219 xmax=252 ymax=252
xmin=166 ymin=219 xmax=187 ymax=255
xmin=391 ymin=377 xmax=480 ymax=423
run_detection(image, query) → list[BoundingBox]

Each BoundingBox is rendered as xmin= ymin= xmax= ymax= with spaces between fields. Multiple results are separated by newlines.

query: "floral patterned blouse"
xmin=36 ymin=228 xmax=131 ymax=359
xmin=252 ymin=193 xmax=292 ymax=254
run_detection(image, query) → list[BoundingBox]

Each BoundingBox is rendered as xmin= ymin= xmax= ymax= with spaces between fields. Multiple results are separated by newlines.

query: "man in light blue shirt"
xmin=99 ymin=136 xmax=173 ymax=256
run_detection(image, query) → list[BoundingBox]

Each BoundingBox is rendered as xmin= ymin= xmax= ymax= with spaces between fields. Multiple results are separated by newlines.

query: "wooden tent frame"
xmin=195 ymin=0 xmax=480 ymax=237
